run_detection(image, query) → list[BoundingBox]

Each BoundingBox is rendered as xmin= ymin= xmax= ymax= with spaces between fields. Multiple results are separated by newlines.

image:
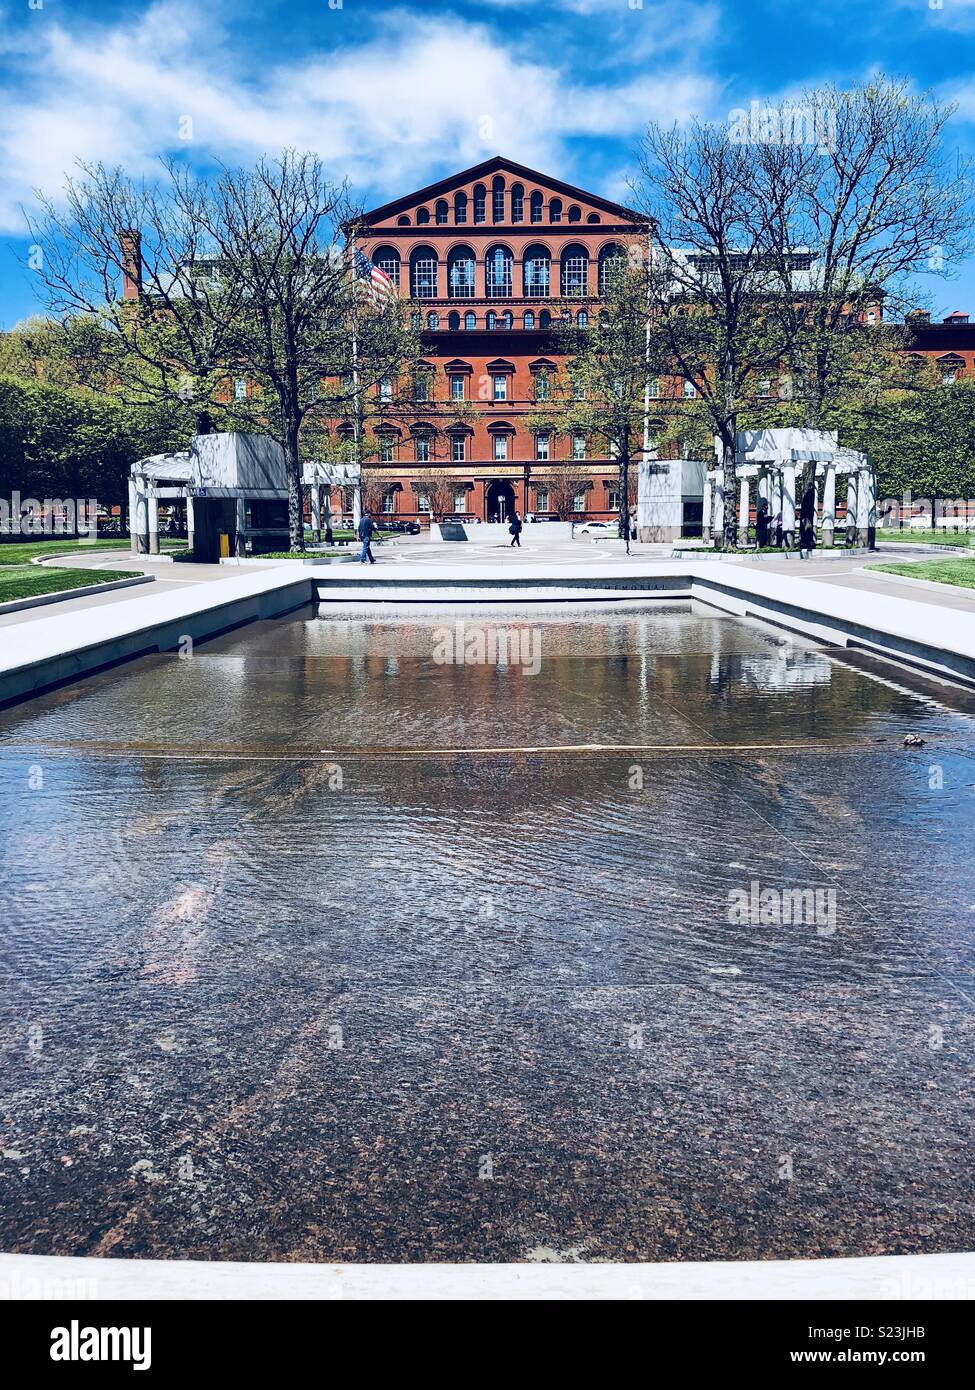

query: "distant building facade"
xmin=350 ymin=156 xmax=647 ymax=524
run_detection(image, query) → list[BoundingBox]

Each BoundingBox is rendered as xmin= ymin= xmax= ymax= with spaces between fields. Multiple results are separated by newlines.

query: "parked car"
xmin=373 ymin=518 xmax=422 ymax=535
xmin=574 ymin=519 xmax=619 ymax=536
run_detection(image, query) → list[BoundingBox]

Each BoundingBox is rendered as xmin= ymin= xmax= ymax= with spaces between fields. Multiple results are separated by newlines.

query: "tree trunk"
xmin=282 ymin=413 xmax=304 ymax=552
xmin=619 ymin=430 xmax=631 ymax=555
xmin=720 ymin=434 xmax=737 ymax=550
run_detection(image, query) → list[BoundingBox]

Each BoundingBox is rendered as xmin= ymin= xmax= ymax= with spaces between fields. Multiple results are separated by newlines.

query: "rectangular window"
xmin=535 ymin=433 xmax=550 ymax=460
xmin=572 ymin=433 xmax=586 ymax=459
xmin=379 ymin=435 xmax=393 ymax=463
xmin=453 ymin=490 xmax=467 ymax=512
xmin=573 ymin=491 xmax=586 ymax=512
xmin=683 ymin=378 xmax=697 ymax=398
xmin=534 ymin=488 xmax=549 ymax=512
xmin=648 ymin=378 xmax=659 ymax=399
xmin=493 ymin=436 xmax=508 ymax=461
xmin=757 ymin=378 xmax=771 ymax=398
xmin=415 ymin=437 xmax=430 ymax=463
xmin=451 ymin=436 xmax=466 ymax=462
xmin=233 ymin=379 xmax=247 ymax=400
xmin=379 ymin=377 xmax=393 ymax=401
xmin=608 ymin=489 xmax=621 ymax=510
xmin=450 ymin=375 xmax=465 ymax=401
xmin=415 ymin=375 xmax=430 ymax=402
xmin=416 ymin=490 xmax=430 ymax=512
xmin=534 ymin=371 xmax=549 ymax=400
xmin=382 ymin=490 xmax=395 ymax=514
xmin=493 ymin=375 xmax=507 ymax=400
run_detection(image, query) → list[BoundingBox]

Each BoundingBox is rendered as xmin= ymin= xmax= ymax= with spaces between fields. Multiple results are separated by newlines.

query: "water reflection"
xmin=0 ymin=604 xmax=973 ymax=1262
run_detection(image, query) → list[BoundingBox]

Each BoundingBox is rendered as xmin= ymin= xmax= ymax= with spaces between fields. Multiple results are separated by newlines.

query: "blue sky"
xmin=1 ymin=0 xmax=975 ymax=327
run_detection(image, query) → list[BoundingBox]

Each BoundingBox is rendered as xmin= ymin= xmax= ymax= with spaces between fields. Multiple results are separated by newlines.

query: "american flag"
xmin=353 ymin=248 xmax=395 ymax=305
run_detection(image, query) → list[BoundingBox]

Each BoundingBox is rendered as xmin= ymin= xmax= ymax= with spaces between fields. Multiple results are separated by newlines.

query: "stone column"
xmin=821 ymin=462 xmax=836 ymax=547
xmin=846 ymin=471 xmax=858 ymax=546
xmin=128 ymin=477 xmax=138 ymax=554
xmin=352 ymin=485 xmax=362 ymax=530
xmin=147 ymin=492 xmax=160 ymax=554
xmin=738 ymin=475 xmax=750 ymax=543
xmin=310 ymin=482 xmax=321 ymax=544
xmin=186 ymin=493 xmax=195 ymax=557
xmin=703 ymin=472 xmax=713 ymax=542
xmin=712 ymin=466 xmax=725 ymax=542
xmin=858 ymin=467 xmax=876 ymax=549
xmin=235 ymin=497 xmax=247 ymax=557
xmin=781 ymin=463 xmax=796 ymax=547
xmin=133 ymin=477 xmax=149 ymax=554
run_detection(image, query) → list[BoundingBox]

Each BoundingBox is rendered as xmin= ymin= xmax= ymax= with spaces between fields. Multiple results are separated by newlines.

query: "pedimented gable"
xmin=362 ymin=156 xmax=644 ymax=232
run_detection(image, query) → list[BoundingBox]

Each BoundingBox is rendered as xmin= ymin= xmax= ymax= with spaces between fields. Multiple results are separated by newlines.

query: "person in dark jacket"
xmin=755 ymin=497 xmax=770 ymax=548
xmin=357 ymin=512 xmax=376 ymax=564
xmin=509 ymin=511 xmax=523 ymax=547
xmin=799 ymin=482 xmax=817 ymax=559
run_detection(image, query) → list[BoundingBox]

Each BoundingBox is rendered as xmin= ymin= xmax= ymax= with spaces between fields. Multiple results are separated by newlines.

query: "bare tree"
xmin=30 ymin=152 xmax=419 ymax=549
xmin=759 ymin=78 xmax=974 ymax=543
xmin=530 ymin=254 xmax=654 ymax=552
xmin=636 ymin=121 xmax=797 ymax=548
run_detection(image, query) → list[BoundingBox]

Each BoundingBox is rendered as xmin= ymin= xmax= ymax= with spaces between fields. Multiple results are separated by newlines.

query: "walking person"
xmin=509 ymin=511 xmax=523 ymax=547
xmin=799 ymin=482 xmax=817 ymax=560
xmin=357 ymin=511 xmax=377 ymax=565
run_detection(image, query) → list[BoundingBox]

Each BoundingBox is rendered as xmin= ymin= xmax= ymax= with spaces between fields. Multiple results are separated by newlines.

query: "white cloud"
xmin=0 ymin=1 xmax=718 ymax=232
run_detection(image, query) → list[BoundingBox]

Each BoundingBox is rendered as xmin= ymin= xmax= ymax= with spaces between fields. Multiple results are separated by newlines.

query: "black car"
xmin=373 ymin=519 xmax=422 ymax=535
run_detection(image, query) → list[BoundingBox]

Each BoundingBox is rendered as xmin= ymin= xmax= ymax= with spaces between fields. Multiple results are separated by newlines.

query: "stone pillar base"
xmin=639 ymin=524 xmax=682 ymax=543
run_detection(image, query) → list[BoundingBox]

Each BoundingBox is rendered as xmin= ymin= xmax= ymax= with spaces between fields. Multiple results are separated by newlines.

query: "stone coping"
xmin=4 ymin=558 xmax=975 ymax=704
xmin=0 ymin=575 xmax=153 ymax=617
xmin=0 ymin=1250 xmax=971 ymax=1301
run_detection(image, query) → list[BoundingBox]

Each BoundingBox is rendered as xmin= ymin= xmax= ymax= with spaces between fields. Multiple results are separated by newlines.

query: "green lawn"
xmin=875 ymin=530 xmax=975 ymax=547
xmin=0 ymin=538 xmax=182 ymax=565
xmin=869 ymin=558 xmax=975 ymax=590
xmin=0 ymin=565 xmax=135 ymax=603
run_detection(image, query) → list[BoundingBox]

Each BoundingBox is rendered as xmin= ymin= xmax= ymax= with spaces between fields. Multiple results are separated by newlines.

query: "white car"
xmin=575 ymin=520 xmax=619 ymax=536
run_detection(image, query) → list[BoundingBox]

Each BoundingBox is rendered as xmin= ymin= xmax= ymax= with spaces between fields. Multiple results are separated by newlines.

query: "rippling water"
xmin=1 ymin=602 xmax=973 ymax=1262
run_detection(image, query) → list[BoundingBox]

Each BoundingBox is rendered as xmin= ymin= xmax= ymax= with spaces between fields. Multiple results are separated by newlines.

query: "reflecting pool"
xmin=1 ymin=603 xmax=973 ymax=1262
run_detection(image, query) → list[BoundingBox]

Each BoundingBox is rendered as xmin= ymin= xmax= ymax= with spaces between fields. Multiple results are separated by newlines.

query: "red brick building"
xmin=352 ymin=156 xmax=647 ymax=523
xmin=904 ymin=309 xmax=975 ymax=382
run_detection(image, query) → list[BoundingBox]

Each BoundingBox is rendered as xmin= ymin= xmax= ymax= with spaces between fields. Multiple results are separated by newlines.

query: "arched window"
xmin=539 ymin=309 xmax=551 ymax=328
xmin=416 ymin=207 xmax=430 ymax=225
xmin=464 ymin=311 xmax=476 ymax=330
xmin=576 ymin=309 xmax=588 ymax=327
xmin=485 ymin=245 xmax=513 ymax=298
xmin=473 ymin=184 xmax=486 ymax=224
xmin=486 ymin=311 xmax=497 ymax=330
xmin=523 ymin=311 xmax=535 ymax=329
xmin=523 ymin=244 xmax=551 ymax=298
xmin=511 ymin=184 xmax=524 ymax=223
xmin=568 ymin=205 xmax=582 ymax=223
xmin=492 ymin=175 xmax=505 ymax=223
xmin=372 ymin=246 xmax=400 ymax=291
xmin=397 ymin=215 xmax=411 ymax=226
xmin=586 ymin=213 xmax=600 ymax=224
xmin=427 ymin=311 xmax=439 ymax=330
xmin=447 ymin=245 xmax=475 ymax=298
xmin=599 ymin=243 xmax=626 ymax=293
xmin=435 ymin=200 xmax=448 ymax=225
xmin=502 ymin=310 xmax=513 ymax=329
xmin=410 ymin=246 xmax=438 ymax=298
xmin=530 ymin=191 xmax=543 ymax=224
xmin=447 ymin=311 xmax=460 ymax=330
xmin=550 ymin=198 xmax=563 ymax=223
xmin=561 ymin=243 xmax=588 ymax=297
xmin=454 ymin=191 xmax=468 ymax=224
